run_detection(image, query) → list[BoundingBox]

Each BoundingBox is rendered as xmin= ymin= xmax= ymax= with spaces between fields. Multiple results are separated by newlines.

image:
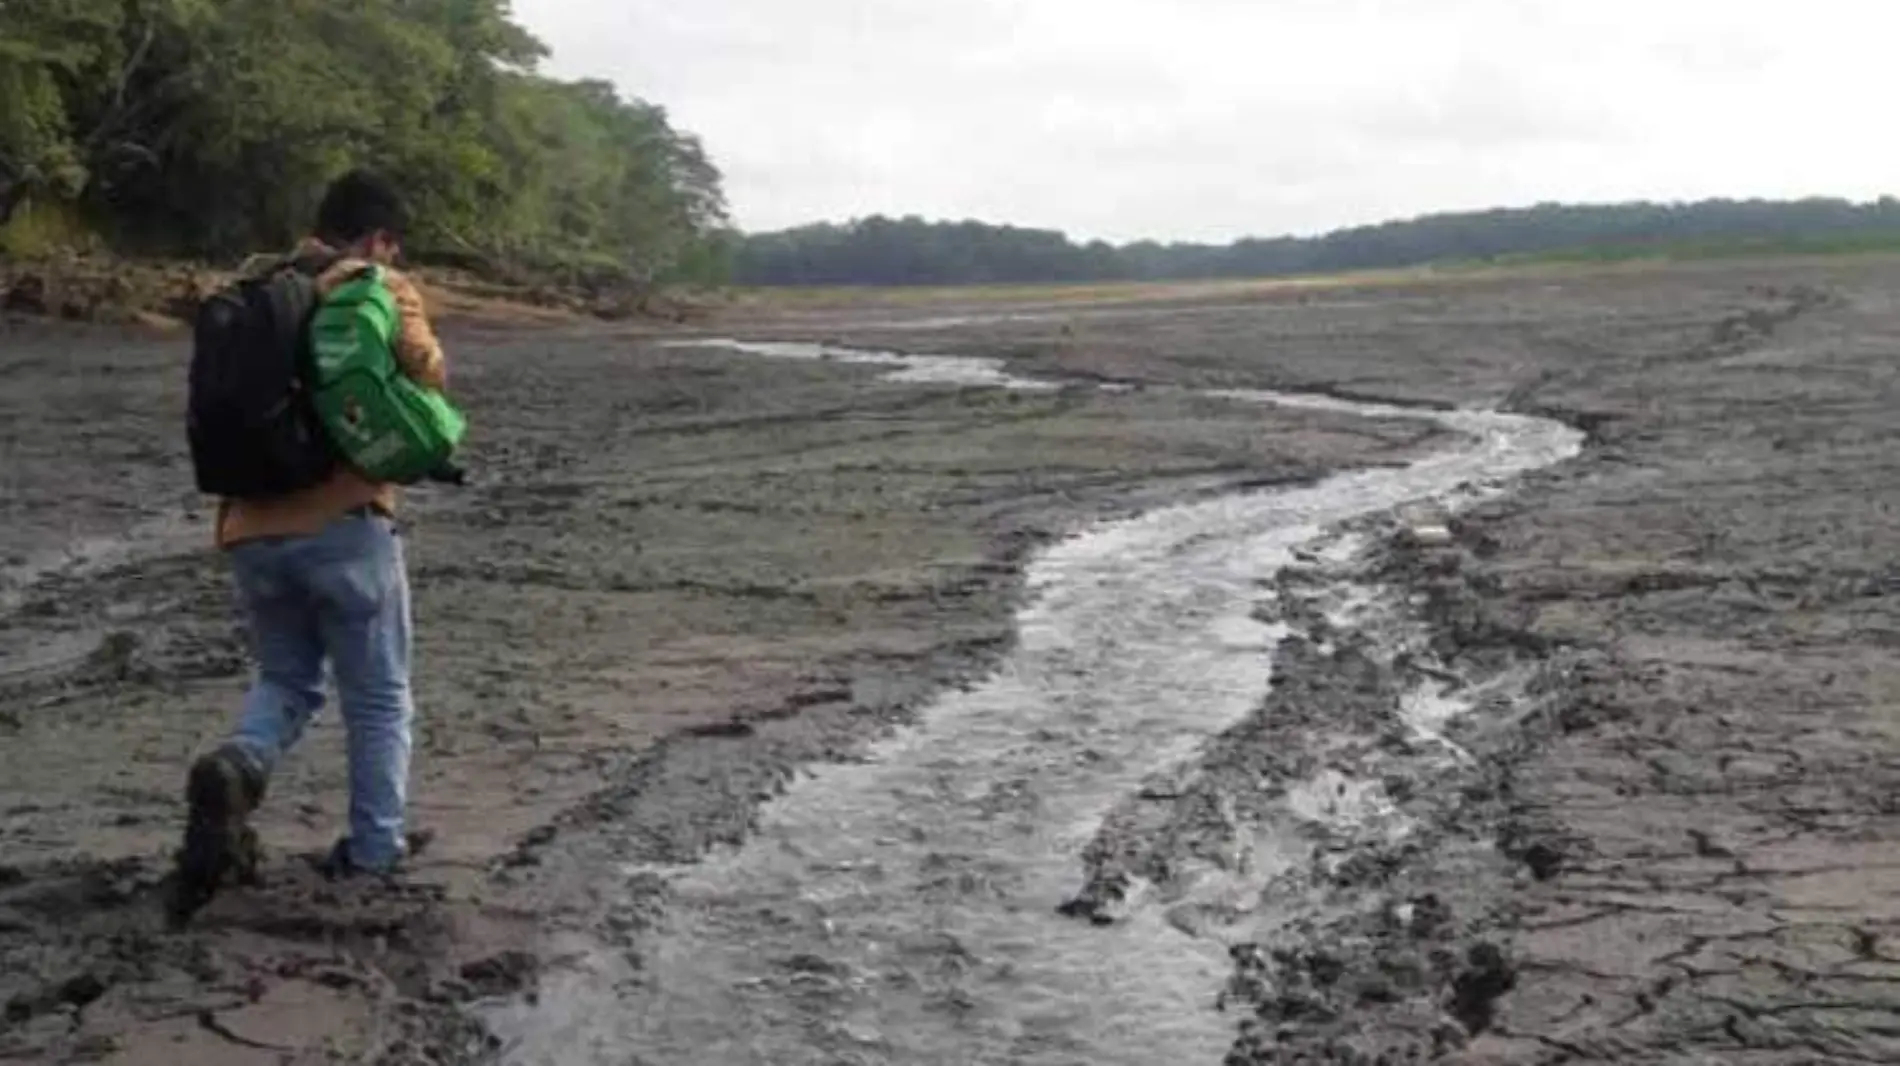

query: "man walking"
xmin=172 ymin=170 xmax=447 ymax=925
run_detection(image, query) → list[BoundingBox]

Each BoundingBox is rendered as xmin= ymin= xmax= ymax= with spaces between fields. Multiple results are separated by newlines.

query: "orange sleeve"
xmin=384 ymin=269 xmax=448 ymax=390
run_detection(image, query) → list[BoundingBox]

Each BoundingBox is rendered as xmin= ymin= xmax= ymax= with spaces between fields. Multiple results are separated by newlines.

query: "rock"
xmin=1056 ymin=872 xmax=1151 ymax=926
xmin=1689 ymin=828 xmax=1735 ymax=859
xmin=1449 ymin=942 xmax=1516 ymax=1034
xmin=459 ymin=951 xmax=539 ymax=997
xmin=163 ymin=271 xmax=222 ymax=320
xmin=4 ymin=273 xmax=48 ymax=314
xmin=1521 ymin=841 xmax=1566 ymax=881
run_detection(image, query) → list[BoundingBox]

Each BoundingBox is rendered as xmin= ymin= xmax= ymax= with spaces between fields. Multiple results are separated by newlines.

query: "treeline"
xmin=0 ymin=0 xmax=730 ymax=285
xmin=734 ymin=198 xmax=1900 ymax=286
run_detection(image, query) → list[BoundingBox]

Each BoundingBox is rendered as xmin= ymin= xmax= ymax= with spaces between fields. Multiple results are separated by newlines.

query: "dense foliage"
xmin=0 ymin=0 xmax=730 ymax=284
xmin=735 ymin=198 xmax=1900 ymax=286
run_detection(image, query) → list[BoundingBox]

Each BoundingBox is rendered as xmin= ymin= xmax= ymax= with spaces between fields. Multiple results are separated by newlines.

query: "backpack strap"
xmin=284 ymin=248 xmax=345 ymax=280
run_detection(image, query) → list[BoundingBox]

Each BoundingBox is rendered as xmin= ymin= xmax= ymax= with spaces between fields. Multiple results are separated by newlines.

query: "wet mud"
xmin=0 ymin=314 xmax=1434 ymax=1063
xmin=894 ymin=258 xmax=1900 ymax=1064
xmin=482 ymin=346 xmax=1572 ymax=1065
xmin=6 ymin=255 xmax=1900 ymax=1063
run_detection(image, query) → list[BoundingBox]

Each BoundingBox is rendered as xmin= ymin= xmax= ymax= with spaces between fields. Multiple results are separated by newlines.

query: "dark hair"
xmin=314 ymin=169 xmax=408 ymax=245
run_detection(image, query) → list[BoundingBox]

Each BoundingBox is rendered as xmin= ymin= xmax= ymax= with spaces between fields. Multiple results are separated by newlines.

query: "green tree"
xmin=0 ymin=0 xmax=127 ymax=224
xmin=0 ymin=0 xmax=732 ymax=284
xmin=731 ymin=199 xmax=1900 ymax=287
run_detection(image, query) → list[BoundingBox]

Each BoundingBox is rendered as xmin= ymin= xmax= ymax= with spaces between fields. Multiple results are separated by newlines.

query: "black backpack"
xmin=186 ymin=253 xmax=342 ymax=497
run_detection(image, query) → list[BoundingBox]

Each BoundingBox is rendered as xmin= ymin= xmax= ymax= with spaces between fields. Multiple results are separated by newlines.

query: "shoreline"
xmin=0 ymin=253 xmax=725 ymax=335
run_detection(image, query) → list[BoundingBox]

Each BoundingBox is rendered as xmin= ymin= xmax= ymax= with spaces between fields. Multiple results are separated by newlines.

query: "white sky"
xmin=512 ymin=0 xmax=1900 ymax=242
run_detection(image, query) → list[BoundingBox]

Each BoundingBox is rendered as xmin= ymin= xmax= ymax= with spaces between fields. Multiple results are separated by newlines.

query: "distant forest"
xmin=733 ymin=198 xmax=1900 ymax=286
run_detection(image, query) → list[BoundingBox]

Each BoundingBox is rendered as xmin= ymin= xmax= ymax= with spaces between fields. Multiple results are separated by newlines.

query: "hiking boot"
xmin=318 ymin=837 xmax=368 ymax=881
xmin=317 ymin=828 xmax=435 ymax=882
xmin=168 ymin=745 xmax=266 ymax=928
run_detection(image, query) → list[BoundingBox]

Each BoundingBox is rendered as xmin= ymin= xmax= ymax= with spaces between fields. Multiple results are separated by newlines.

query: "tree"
xmin=731 ymin=200 xmax=1900 ymax=287
xmin=0 ymin=0 xmax=732 ymax=284
xmin=0 ymin=0 xmax=120 ymax=225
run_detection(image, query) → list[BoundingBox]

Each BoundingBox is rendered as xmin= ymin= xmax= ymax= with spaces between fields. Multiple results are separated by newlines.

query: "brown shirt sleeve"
xmin=314 ymin=259 xmax=448 ymax=390
xmin=382 ymin=268 xmax=447 ymax=390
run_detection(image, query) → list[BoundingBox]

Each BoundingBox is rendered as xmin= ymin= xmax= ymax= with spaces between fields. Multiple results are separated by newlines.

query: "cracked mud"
xmin=4 ymin=256 xmax=1898 ymax=1064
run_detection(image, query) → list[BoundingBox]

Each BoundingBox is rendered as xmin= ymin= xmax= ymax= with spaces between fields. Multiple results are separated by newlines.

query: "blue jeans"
xmin=225 ymin=512 xmax=413 ymax=871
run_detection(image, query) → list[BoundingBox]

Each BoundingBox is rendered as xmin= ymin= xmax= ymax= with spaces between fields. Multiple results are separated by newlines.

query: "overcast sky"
xmin=512 ymin=0 xmax=1899 ymax=243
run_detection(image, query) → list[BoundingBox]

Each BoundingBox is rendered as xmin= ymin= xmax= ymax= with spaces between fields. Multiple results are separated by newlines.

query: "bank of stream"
xmin=488 ymin=340 xmax=1582 ymax=1065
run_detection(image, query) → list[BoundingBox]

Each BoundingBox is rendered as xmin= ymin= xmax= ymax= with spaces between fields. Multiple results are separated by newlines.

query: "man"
xmin=172 ymin=170 xmax=447 ymax=925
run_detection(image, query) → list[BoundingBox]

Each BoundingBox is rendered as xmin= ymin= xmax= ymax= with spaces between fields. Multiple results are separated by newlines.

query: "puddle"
xmin=492 ymin=341 xmax=1582 ymax=1065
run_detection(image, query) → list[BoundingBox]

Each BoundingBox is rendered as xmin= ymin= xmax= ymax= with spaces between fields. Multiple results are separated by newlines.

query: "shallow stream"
xmin=492 ymin=340 xmax=1581 ymax=1065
